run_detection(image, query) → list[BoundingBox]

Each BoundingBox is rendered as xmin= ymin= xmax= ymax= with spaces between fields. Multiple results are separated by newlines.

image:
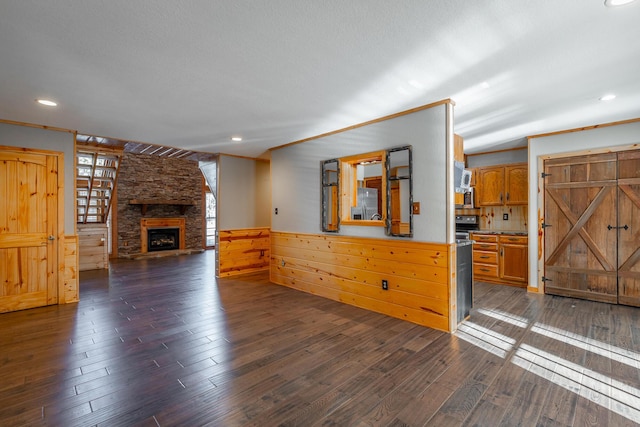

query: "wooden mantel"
xmin=129 ymin=199 xmax=197 ymax=215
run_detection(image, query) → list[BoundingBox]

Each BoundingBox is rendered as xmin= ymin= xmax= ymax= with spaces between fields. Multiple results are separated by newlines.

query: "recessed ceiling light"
xmin=231 ymin=137 xmax=242 ymax=142
xmin=599 ymin=94 xmax=616 ymax=101
xmin=480 ymin=81 xmax=491 ymax=89
xmin=604 ymin=0 xmax=636 ymax=6
xmin=36 ymin=99 xmax=57 ymax=107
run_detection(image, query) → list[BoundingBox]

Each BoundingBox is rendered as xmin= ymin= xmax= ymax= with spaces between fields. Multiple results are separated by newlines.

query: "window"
xmin=339 ymin=151 xmax=386 ymax=226
xmin=321 ymin=146 xmax=412 ymax=236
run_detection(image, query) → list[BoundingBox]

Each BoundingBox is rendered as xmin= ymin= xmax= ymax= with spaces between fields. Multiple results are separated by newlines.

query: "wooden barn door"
xmin=0 ymin=148 xmax=59 ymax=313
xmin=543 ymin=153 xmax=618 ymax=303
xmin=617 ymin=150 xmax=640 ymax=306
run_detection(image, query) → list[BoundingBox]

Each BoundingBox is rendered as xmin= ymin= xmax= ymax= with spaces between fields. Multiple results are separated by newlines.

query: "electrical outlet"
xmin=503 ymin=213 xmax=509 ymax=220
xmin=382 ymin=279 xmax=388 ymax=290
xmin=274 ymin=208 xmax=278 ymax=215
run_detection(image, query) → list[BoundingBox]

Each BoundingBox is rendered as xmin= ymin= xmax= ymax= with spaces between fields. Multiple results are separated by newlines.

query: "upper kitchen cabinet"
xmin=478 ymin=166 xmax=504 ymax=206
xmin=504 ymin=164 xmax=528 ymax=205
xmin=477 ymin=163 xmax=527 ymax=206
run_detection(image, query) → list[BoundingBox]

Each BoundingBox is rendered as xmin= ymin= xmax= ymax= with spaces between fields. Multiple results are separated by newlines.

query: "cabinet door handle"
xmin=506 ymin=192 xmax=510 ymax=201
xmin=480 ymin=256 xmax=490 ymax=259
xmin=500 ymin=248 xmax=504 ymax=256
xmin=500 ymin=193 xmax=503 ymax=203
xmin=480 ymin=268 xmax=490 ymax=272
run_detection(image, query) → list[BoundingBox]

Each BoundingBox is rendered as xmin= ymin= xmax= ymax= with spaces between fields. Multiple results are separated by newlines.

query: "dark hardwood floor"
xmin=2 ymin=250 xmax=640 ymax=426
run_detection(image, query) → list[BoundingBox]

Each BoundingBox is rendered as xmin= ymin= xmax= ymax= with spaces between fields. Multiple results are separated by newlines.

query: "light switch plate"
xmin=412 ymin=202 xmax=420 ymax=214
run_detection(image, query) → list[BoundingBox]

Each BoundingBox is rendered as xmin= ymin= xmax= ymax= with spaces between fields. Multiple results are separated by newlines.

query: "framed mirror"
xmin=321 ymin=159 xmax=340 ymax=232
xmin=386 ymin=146 xmax=413 ymax=237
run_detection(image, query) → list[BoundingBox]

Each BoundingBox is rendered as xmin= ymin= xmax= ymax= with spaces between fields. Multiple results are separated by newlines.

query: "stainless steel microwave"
xmin=463 ymin=187 xmax=474 ymax=209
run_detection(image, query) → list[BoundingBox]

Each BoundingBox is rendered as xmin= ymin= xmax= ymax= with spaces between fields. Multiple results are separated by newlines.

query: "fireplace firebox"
xmin=140 ymin=218 xmax=185 ymax=254
xmin=147 ymin=228 xmax=180 ymax=252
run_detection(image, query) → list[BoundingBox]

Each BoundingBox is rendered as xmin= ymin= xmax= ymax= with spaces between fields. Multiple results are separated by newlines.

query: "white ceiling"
xmin=1 ymin=1 xmax=639 ymax=158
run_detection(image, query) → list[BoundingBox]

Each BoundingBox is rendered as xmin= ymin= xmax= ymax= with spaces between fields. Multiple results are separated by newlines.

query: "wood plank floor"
xmin=1 ymin=250 xmax=640 ymax=426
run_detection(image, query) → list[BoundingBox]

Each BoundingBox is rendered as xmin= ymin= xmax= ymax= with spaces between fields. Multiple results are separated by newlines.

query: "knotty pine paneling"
xmin=78 ymin=224 xmax=109 ymax=270
xmin=270 ymin=231 xmax=453 ymax=332
xmin=218 ymin=228 xmax=270 ymax=277
xmin=63 ymin=235 xmax=79 ymax=303
xmin=479 ymin=204 xmax=527 ymax=231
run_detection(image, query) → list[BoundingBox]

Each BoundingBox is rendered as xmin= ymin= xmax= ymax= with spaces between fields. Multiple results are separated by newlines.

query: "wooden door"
xmin=505 ymin=164 xmax=528 ymax=205
xmin=543 ymin=153 xmax=618 ymax=303
xmin=0 ymin=149 xmax=59 ymax=312
xmin=478 ymin=166 xmax=504 ymax=206
xmin=617 ymin=150 xmax=640 ymax=306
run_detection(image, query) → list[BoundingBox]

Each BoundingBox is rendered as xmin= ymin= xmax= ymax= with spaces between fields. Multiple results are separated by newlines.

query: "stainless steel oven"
xmin=455 ymin=215 xmax=479 ymax=240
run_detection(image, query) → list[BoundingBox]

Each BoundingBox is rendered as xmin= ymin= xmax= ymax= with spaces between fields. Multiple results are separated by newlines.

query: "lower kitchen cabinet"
xmin=471 ymin=233 xmax=528 ymax=287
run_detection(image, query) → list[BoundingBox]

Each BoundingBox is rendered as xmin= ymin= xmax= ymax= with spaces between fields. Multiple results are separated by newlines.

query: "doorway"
xmin=205 ymin=190 xmax=216 ymax=248
xmin=199 ymin=159 xmax=218 ymax=250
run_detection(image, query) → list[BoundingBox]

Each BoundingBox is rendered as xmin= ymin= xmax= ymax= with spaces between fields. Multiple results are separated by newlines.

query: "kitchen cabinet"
xmin=472 ymin=234 xmax=499 ymax=279
xmin=471 ymin=233 xmax=528 ymax=287
xmin=476 ymin=163 xmax=527 ymax=207
xmin=505 ymin=164 xmax=528 ymax=205
xmin=477 ymin=167 xmax=504 ymax=206
xmin=499 ymin=235 xmax=528 ymax=283
xmin=468 ymin=167 xmax=477 ymax=187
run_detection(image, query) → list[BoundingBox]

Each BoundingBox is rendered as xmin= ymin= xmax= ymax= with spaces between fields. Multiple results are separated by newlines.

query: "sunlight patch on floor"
xmin=513 ymin=343 xmax=640 ymax=424
xmin=532 ymin=322 xmax=640 ymax=369
xmin=455 ymin=322 xmax=516 ymax=359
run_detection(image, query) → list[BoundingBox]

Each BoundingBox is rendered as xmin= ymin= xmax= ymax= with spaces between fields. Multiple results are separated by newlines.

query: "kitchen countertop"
xmin=473 ymin=230 xmax=528 ymax=236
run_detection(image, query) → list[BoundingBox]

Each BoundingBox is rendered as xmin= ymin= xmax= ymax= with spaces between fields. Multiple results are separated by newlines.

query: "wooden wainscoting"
xmin=217 ymin=227 xmax=270 ymax=277
xmin=62 ymin=235 xmax=79 ymax=303
xmin=77 ymin=224 xmax=109 ymax=271
xmin=270 ymin=231 xmax=453 ymax=332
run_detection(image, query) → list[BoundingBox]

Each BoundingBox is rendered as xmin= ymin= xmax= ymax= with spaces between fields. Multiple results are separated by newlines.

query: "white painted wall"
xmin=0 ymin=123 xmax=75 ymax=233
xmin=467 ymin=147 xmax=527 ymax=168
xmin=271 ymin=103 xmax=451 ymax=243
xmin=255 ymin=160 xmax=271 ymax=227
xmin=528 ymin=120 xmax=640 ymax=289
xmin=217 ymin=155 xmax=270 ymax=230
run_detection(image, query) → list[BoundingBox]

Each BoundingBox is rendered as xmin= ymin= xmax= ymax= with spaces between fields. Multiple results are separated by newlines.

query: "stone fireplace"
xmin=116 ymin=152 xmax=204 ymax=257
xmin=140 ymin=218 xmax=186 ymax=253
